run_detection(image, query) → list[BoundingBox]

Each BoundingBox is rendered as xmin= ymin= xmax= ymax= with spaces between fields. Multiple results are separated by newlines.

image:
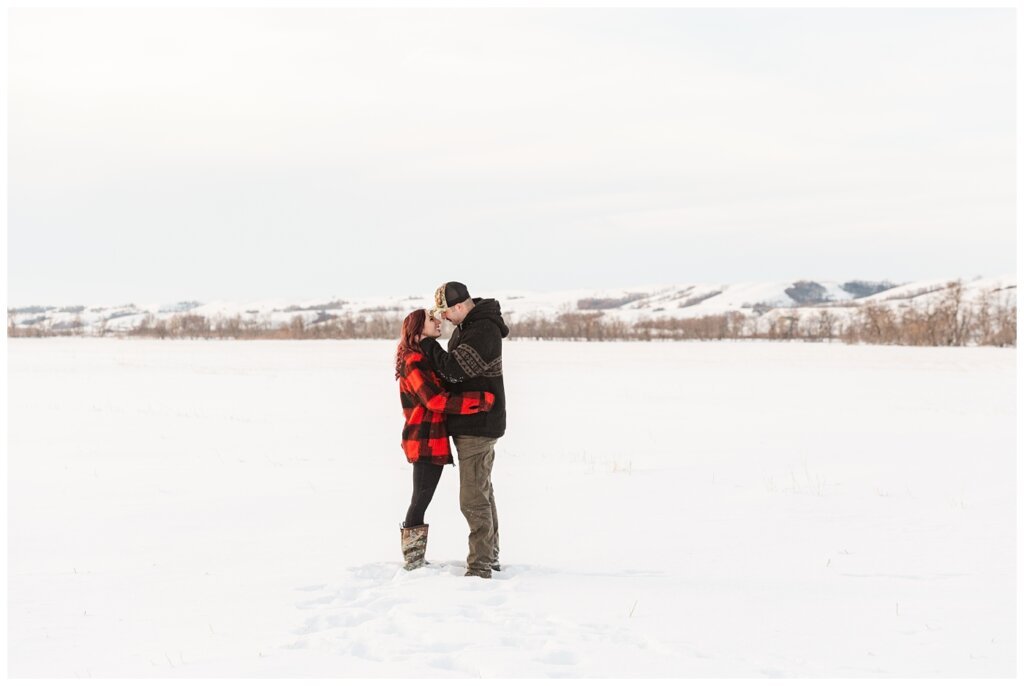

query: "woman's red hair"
xmin=395 ymin=309 xmax=427 ymax=380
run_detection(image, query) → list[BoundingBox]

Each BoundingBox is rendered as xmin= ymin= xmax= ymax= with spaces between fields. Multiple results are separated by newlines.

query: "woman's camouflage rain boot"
xmin=400 ymin=523 xmax=429 ymax=571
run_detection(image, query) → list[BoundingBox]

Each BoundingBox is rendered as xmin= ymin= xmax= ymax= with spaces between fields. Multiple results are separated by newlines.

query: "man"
xmin=421 ymin=281 xmax=508 ymax=579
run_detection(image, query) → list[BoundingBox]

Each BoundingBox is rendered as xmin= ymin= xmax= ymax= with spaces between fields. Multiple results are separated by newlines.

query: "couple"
xmin=394 ymin=281 xmax=509 ymax=579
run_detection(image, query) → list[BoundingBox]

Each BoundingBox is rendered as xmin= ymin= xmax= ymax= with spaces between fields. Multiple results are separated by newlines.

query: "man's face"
xmin=443 ymin=302 xmax=465 ymax=324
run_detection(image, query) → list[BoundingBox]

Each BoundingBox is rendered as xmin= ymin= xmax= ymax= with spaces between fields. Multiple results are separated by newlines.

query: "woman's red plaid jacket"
xmin=398 ymin=349 xmax=495 ymax=465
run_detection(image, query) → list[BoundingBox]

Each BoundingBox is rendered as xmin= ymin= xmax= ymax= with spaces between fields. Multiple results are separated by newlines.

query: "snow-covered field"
xmin=7 ymin=338 xmax=1016 ymax=677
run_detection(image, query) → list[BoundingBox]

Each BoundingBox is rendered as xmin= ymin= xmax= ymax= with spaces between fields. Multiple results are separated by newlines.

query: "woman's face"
xmin=421 ymin=311 xmax=441 ymax=338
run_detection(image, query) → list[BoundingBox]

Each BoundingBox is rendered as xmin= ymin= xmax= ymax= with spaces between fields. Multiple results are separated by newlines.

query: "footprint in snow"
xmin=295 ymin=584 xmax=326 ymax=592
xmin=286 ymin=562 xmax=672 ymax=676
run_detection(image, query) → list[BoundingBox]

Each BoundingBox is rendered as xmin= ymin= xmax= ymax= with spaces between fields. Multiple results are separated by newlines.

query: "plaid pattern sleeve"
xmin=399 ymin=352 xmax=495 ymax=464
xmin=405 ymin=355 xmax=494 ymax=414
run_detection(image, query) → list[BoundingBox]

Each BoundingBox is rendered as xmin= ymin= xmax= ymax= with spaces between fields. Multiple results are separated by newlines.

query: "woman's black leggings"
xmin=404 ymin=461 xmax=444 ymax=527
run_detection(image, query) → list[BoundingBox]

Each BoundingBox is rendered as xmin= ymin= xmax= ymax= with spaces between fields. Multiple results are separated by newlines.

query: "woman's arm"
xmin=405 ymin=357 xmax=494 ymax=414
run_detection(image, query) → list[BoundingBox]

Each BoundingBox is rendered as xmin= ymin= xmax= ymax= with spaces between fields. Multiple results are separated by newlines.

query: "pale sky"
xmin=7 ymin=8 xmax=1017 ymax=305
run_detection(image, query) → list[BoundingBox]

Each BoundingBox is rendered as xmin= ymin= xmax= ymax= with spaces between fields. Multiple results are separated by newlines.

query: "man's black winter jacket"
xmin=419 ymin=298 xmax=508 ymax=438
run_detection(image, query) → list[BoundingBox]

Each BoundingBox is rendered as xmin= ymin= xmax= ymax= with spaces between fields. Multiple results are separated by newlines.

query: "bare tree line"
xmin=836 ymin=282 xmax=1016 ymax=347
xmin=8 ymin=281 xmax=1016 ymax=347
xmin=509 ymin=282 xmax=1015 ymax=346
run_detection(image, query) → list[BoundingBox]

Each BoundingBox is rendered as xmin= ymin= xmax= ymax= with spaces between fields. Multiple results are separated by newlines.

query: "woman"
xmin=396 ymin=308 xmax=494 ymax=571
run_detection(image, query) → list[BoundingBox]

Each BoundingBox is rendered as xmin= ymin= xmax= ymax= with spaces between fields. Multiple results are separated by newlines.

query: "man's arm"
xmin=419 ymin=336 xmax=466 ymax=383
xmin=420 ymin=324 xmax=497 ymax=383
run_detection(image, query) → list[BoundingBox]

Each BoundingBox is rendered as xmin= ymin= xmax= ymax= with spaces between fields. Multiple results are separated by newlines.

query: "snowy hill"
xmin=7 ymin=275 xmax=1016 ymax=335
